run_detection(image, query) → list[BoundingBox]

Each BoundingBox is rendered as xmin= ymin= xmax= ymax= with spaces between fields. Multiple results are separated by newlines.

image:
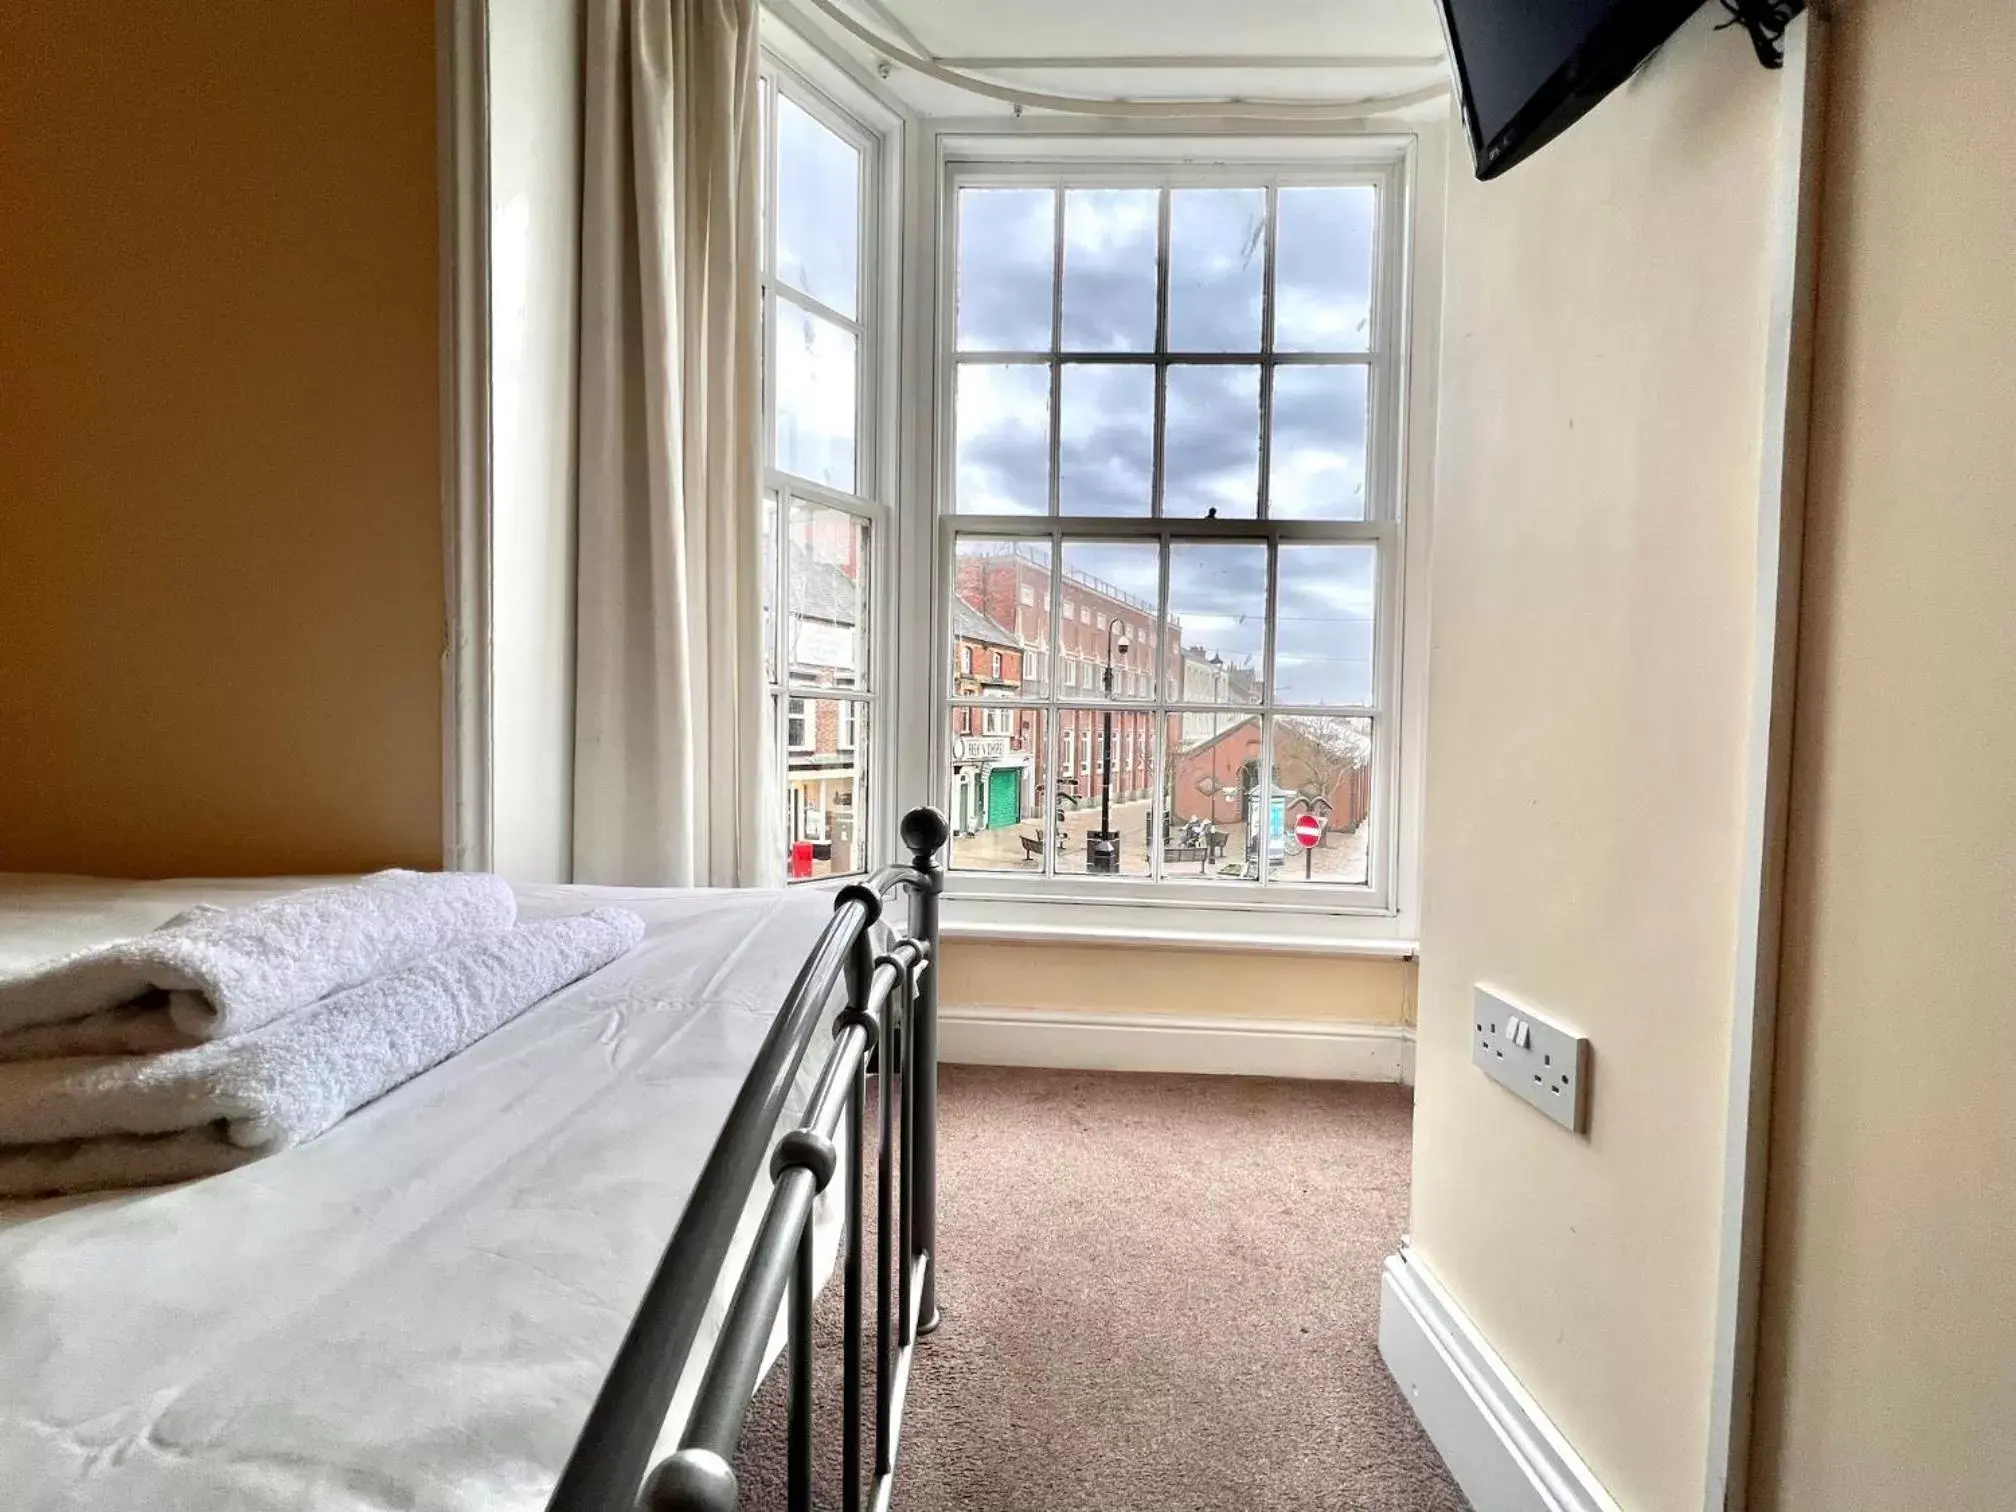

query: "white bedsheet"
xmin=0 ymin=875 xmax=849 ymax=1512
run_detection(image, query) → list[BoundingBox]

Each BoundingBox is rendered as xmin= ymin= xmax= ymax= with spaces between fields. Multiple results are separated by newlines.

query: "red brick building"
xmin=1167 ymin=714 xmax=1371 ymax=854
xmin=952 ymin=543 xmax=1163 ymax=821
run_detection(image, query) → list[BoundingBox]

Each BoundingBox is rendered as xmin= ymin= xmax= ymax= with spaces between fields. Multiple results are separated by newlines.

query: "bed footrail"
xmin=550 ymin=806 xmax=949 ymax=1512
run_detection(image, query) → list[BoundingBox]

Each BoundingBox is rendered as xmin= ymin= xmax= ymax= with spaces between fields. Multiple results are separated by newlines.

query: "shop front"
xmin=951 ymin=734 xmax=1023 ymax=837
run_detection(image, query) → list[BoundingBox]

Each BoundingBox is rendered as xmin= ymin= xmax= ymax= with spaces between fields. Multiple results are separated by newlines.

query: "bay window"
xmin=755 ymin=15 xmax=1429 ymax=935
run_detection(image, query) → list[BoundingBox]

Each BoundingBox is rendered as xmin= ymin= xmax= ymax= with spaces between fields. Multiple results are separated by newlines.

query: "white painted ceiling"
xmin=873 ymin=0 xmax=1447 ymax=62
xmin=798 ymin=0 xmax=1452 ymax=118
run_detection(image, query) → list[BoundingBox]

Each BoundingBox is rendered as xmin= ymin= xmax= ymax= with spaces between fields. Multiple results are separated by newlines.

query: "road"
xmin=947 ymin=795 xmax=1370 ymax=884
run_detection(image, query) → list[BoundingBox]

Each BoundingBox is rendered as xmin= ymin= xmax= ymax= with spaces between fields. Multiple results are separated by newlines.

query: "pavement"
xmin=948 ymin=795 xmax=1370 ymax=884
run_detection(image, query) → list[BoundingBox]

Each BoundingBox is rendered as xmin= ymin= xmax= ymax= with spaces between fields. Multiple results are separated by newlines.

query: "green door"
xmin=987 ymin=767 xmax=1022 ymax=830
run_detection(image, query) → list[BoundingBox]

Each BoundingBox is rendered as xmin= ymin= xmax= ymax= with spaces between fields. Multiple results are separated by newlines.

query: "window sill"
xmin=940 ymin=897 xmax=1418 ymax=959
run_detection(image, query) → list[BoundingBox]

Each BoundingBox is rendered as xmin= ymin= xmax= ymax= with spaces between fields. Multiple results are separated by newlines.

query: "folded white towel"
xmin=0 ymin=907 xmax=643 ymax=1198
xmin=0 ymin=1001 xmax=203 ymax=1063
xmin=0 ymin=870 xmax=517 ymax=1045
xmin=0 ymin=905 xmax=223 ymax=1063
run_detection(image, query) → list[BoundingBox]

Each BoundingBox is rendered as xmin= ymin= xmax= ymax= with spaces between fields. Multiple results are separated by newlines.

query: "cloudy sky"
xmin=955 ymin=184 xmax=1376 ymax=524
xmin=773 ymin=95 xmax=858 ymax=318
xmin=952 ymin=183 xmax=1379 ymax=708
xmin=770 ymin=96 xmax=861 ymax=492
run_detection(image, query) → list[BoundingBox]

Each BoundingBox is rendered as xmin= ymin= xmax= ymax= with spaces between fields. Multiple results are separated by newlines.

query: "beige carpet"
xmin=734 ymin=1065 xmax=1468 ymax=1511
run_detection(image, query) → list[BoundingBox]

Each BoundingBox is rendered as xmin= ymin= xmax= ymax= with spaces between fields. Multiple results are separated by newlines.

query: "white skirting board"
xmin=939 ymin=1006 xmax=1415 ymax=1084
xmin=1379 ymin=1249 xmax=1621 ymax=1512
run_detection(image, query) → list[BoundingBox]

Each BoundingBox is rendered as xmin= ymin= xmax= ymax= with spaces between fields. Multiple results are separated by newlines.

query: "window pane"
xmin=1059 ymin=540 xmax=1158 ymax=701
xmin=955 ymin=363 xmax=1050 ymax=514
xmin=787 ymin=500 xmax=869 ymax=688
xmin=762 ymin=490 xmax=779 ymax=685
xmin=1267 ymin=716 xmax=1373 ymax=886
xmin=758 ymin=77 xmax=770 ymax=272
xmin=785 ymin=698 xmax=868 ymax=881
xmin=1164 ymin=712 xmax=1263 ymax=883
xmin=1058 ymin=364 xmax=1153 ymax=517
xmin=1275 ymin=185 xmax=1375 ymax=354
xmin=1167 ymin=188 xmax=1264 ymax=352
xmin=951 ymin=538 xmax=1048 ymax=699
xmin=1061 ymin=188 xmax=1158 ymax=353
xmin=774 ymin=299 xmax=856 ymax=489
xmin=1053 ymin=706 xmax=1154 ymax=878
xmin=1269 ymin=366 xmax=1368 ymax=522
xmin=1275 ymin=544 xmax=1376 ymax=707
xmin=775 ymin=96 xmax=860 ymax=319
xmin=1164 ymin=365 xmax=1260 ymax=518
xmin=1165 ymin=543 xmax=1265 ymax=704
xmin=949 ymin=705 xmax=1050 ymax=874
xmin=957 ymin=188 xmax=1054 ymax=352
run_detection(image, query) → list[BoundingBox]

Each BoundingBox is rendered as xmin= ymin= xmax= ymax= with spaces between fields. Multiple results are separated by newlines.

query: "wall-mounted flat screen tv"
xmin=1437 ymin=0 xmax=1705 ymax=179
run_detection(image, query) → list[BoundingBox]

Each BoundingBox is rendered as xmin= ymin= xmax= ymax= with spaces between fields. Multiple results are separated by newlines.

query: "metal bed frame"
xmin=546 ymin=806 xmax=949 ymax=1512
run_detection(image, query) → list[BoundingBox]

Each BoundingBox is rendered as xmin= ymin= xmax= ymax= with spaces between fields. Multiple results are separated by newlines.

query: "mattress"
xmin=0 ymin=874 xmax=849 ymax=1512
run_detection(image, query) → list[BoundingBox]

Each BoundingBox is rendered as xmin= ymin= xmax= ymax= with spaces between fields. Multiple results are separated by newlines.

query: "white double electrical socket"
xmin=1472 ymin=984 xmax=1590 ymax=1133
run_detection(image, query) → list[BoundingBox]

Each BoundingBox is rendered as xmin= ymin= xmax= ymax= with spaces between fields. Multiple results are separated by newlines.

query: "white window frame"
xmin=757 ymin=27 xmax=905 ymax=882
xmin=908 ymin=126 xmax=1440 ymax=950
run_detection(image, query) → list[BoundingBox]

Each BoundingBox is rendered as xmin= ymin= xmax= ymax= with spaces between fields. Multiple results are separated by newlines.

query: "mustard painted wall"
xmin=940 ymin=940 xmax=1414 ymax=1026
xmin=1748 ymin=2 xmax=2016 ymax=1506
xmin=0 ymin=0 xmax=443 ymax=877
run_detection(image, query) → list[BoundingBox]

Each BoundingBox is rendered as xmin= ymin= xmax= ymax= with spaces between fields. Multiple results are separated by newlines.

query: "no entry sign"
xmin=1293 ymin=813 xmax=1325 ymax=849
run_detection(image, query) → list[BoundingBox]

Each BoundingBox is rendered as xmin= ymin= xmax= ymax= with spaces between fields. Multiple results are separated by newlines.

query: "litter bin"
xmin=1085 ymin=830 xmax=1119 ymax=874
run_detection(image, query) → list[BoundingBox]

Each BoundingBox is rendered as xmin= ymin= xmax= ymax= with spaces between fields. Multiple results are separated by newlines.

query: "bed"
xmin=0 ymin=807 xmax=948 ymax=1512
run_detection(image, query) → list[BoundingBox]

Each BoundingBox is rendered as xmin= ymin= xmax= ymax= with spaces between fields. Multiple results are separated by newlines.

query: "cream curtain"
xmin=573 ymin=0 xmax=776 ymax=887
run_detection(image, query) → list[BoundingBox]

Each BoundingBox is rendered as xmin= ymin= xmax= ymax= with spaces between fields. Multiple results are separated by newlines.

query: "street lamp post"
xmin=1088 ymin=621 xmax=1130 ymax=874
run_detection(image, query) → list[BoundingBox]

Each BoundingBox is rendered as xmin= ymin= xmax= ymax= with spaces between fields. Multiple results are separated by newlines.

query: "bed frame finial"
xmin=899 ymin=806 xmax=950 ymax=865
xmin=642 ymin=1448 xmax=738 ymax=1512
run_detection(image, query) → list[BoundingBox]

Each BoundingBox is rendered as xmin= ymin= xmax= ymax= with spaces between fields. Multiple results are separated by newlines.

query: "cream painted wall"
xmin=940 ymin=940 xmax=1414 ymax=1025
xmin=1748 ymin=3 xmax=2016 ymax=1507
xmin=0 ymin=1 xmax=442 ymax=877
xmin=1408 ymin=11 xmax=1782 ymax=1511
xmin=489 ymin=0 xmax=585 ymax=883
